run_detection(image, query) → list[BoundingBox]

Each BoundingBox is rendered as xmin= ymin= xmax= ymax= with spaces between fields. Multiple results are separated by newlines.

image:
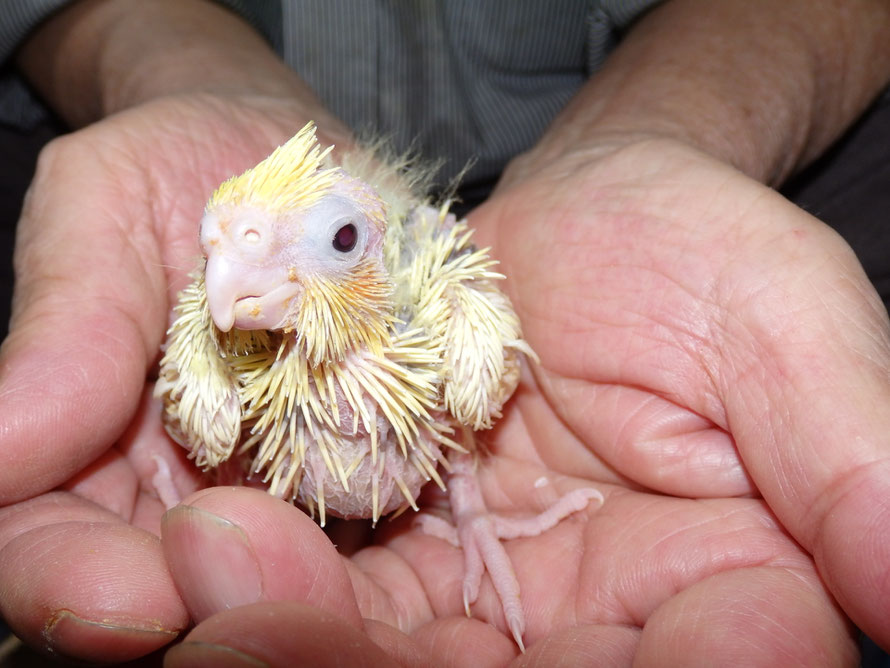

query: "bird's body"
xmin=156 ymin=124 xmax=600 ymax=647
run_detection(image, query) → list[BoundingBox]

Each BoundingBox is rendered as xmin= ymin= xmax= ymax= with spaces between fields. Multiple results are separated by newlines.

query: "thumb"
xmin=160 ymin=487 xmax=363 ymax=625
xmin=0 ymin=132 xmax=166 ymax=503
xmin=715 ymin=189 xmax=890 ymax=648
xmin=166 ymin=602 xmax=403 ymax=668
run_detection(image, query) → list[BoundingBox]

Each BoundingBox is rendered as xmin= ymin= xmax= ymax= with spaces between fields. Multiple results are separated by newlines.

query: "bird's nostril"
xmin=244 ymin=229 xmax=261 ymax=243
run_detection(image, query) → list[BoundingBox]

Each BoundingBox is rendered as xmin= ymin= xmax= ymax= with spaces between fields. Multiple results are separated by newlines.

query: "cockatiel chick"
xmin=155 ymin=123 xmax=602 ymax=649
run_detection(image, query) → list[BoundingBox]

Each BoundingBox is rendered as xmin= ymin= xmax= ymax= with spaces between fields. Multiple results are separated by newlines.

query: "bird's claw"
xmin=417 ymin=454 xmax=603 ymax=651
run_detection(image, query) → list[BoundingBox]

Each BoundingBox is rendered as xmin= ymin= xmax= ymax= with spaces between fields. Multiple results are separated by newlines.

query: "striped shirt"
xmin=0 ymin=0 xmax=663 ymax=197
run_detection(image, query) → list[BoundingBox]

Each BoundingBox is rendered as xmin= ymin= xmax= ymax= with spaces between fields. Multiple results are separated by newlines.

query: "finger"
xmin=409 ymin=617 xmax=517 ymax=667
xmin=361 ymin=618 xmax=437 ymax=668
xmin=61 ymin=447 xmax=141 ymax=520
xmin=511 ymin=624 xmax=639 ymax=667
xmin=0 ymin=132 xmax=167 ymax=503
xmin=165 ymin=602 xmax=403 ymax=668
xmin=533 ymin=372 xmax=754 ymax=497
xmin=705 ymin=193 xmax=890 ymax=646
xmin=816 ymin=466 xmax=890 ymax=651
xmin=486 ymin=367 xmax=637 ymax=488
xmin=0 ymin=492 xmax=188 ymax=663
xmin=635 ymin=567 xmax=857 ymax=666
xmin=61 ymin=385 xmax=205 ymax=533
xmin=61 ymin=445 xmax=178 ymax=539
xmin=161 ymin=486 xmax=362 ymax=625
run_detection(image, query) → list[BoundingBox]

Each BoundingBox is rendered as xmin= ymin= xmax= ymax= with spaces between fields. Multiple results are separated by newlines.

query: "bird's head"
xmin=199 ymin=123 xmax=393 ymax=365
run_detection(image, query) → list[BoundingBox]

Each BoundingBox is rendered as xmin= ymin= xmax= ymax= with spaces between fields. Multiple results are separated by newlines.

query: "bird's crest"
xmin=207 ymin=122 xmax=340 ymax=213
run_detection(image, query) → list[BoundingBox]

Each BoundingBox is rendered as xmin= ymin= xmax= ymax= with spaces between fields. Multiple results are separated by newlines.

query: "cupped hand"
xmin=0 ymin=93 xmax=351 ymax=662
xmin=159 ymin=138 xmax=884 ymax=666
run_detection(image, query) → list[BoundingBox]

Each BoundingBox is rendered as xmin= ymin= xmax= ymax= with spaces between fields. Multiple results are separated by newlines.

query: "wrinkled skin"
xmin=2 ymin=94 xmax=889 ymax=665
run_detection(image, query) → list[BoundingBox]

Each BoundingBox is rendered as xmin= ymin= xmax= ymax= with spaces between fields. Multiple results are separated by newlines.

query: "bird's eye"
xmin=332 ymin=223 xmax=357 ymax=252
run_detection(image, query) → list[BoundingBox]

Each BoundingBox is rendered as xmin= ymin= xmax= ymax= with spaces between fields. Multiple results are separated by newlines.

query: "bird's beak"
xmin=204 ymin=253 xmax=241 ymax=331
xmin=204 ymin=252 xmax=302 ymax=332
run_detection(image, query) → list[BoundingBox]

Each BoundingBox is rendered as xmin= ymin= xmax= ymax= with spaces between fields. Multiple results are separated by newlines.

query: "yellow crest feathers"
xmin=207 ymin=122 xmax=341 ymax=213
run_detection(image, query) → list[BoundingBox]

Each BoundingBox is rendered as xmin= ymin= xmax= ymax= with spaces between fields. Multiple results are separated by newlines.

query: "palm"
xmin=0 ymin=95 xmax=347 ymax=661
xmin=440 ymin=138 xmax=887 ymax=660
xmin=326 ymin=140 xmax=872 ymax=662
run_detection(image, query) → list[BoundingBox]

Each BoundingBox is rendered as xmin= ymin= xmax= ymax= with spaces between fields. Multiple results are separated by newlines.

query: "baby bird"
xmin=156 ymin=123 xmax=601 ymax=648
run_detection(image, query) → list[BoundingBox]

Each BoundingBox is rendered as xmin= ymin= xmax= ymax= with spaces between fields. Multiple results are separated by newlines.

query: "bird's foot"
xmin=415 ymin=454 xmax=603 ymax=651
xmin=151 ymin=455 xmax=183 ymax=509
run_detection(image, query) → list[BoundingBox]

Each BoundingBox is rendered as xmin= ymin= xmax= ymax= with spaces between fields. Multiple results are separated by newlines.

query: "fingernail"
xmin=162 ymin=505 xmax=264 ymax=621
xmin=44 ymin=609 xmax=179 ymax=662
xmin=166 ymin=641 xmax=269 ymax=667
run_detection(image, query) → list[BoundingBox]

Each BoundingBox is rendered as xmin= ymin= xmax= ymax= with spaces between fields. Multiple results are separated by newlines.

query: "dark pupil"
xmin=333 ymin=223 xmax=357 ymax=252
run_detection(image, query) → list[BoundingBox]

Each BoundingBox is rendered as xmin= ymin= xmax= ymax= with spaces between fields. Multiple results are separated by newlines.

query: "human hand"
xmin=147 ymin=135 xmax=883 ymax=666
xmin=472 ymin=137 xmax=890 ymax=661
xmin=0 ymin=92 xmax=360 ymax=662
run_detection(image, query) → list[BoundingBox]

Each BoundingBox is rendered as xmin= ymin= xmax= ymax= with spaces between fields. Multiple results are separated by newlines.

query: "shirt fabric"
xmin=0 ymin=0 xmax=663 ymax=194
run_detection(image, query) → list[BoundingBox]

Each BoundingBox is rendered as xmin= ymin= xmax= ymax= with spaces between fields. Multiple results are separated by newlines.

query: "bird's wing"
xmin=407 ymin=207 xmax=533 ymax=430
xmin=155 ymin=273 xmax=242 ymax=467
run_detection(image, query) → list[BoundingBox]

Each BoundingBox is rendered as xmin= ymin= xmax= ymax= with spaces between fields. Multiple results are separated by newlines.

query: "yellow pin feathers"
xmin=156 ymin=123 xmax=531 ymax=524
